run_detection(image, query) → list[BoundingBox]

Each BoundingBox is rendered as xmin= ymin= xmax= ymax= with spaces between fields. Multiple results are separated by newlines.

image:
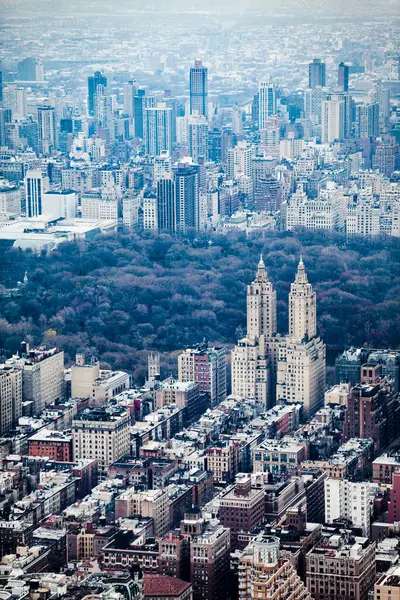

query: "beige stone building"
xmin=375 ymin=566 xmax=400 ymax=599
xmin=72 ymin=406 xmax=130 ymax=478
xmin=239 ymin=533 xmax=311 ymax=600
xmin=115 ymin=487 xmax=170 ymax=536
xmin=231 ymin=257 xmax=326 ymax=416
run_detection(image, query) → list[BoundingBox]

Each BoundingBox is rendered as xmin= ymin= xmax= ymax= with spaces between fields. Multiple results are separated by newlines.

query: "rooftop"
xmin=144 ymin=574 xmax=191 ymax=598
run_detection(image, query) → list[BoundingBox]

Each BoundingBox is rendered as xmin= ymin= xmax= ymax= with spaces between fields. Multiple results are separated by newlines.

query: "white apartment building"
xmin=321 ymin=95 xmax=345 ymax=143
xmin=2 ymin=346 xmax=64 ymax=416
xmin=81 ymin=191 xmax=119 ymax=221
xmin=0 ymin=180 xmax=21 ymax=217
xmin=227 ymin=142 xmax=254 ymax=180
xmin=285 ymin=183 xmax=345 ymax=232
xmin=143 ymin=195 xmax=158 ymax=230
xmin=41 ymin=191 xmax=77 ymax=220
xmin=72 ymin=407 xmax=130 ymax=478
xmin=325 ymin=478 xmax=370 ymax=536
xmin=346 ymin=198 xmax=380 ymax=236
xmin=122 ymin=194 xmax=140 ymax=230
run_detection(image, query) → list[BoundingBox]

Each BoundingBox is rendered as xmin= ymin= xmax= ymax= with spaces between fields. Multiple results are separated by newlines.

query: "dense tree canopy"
xmin=1 ymin=229 xmax=399 ymax=384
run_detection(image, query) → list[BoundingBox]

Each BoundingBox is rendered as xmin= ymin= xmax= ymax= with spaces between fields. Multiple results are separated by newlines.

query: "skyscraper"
xmin=0 ymin=108 xmax=12 ymax=147
xmin=133 ymin=88 xmax=146 ymax=138
xmin=188 ymin=113 xmax=208 ymax=163
xmin=123 ymin=80 xmax=136 ymax=117
xmin=189 ymin=60 xmax=208 ymax=118
xmin=258 ymin=81 xmax=276 ymax=129
xmin=321 ymin=95 xmax=345 ymax=142
xmin=308 ymin=58 xmax=326 ymax=89
xmin=174 ymin=163 xmax=200 ymax=233
xmin=276 ymin=258 xmax=326 ymax=416
xmin=338 ymin=62 xmax=349 ymax=92
xmin=25 ymin=169 xmax=49 ymax=217
xmin=247 ymin=255 xmax=277 ymax=340
xmin=288 ymin=257 xmax=316 ymax=341
xmin=355 ymin=102 xmax=380 ymax=139
xmin=231 ymin=256 xmax=277 ymax=407
xmin=37 ymin=105 xmax=57 ymax=155
xmin=143 ymin=103 xmax=172 ymax=156
xmin=88 ymin=71 xmax=107 ymax=117
xmin=0 ymin=368 xmax=22 ymax=436
xmin=232 ymin=257 xmax=326 ymax=415
xmin=156 ymin=177 xmax=175 ymax=234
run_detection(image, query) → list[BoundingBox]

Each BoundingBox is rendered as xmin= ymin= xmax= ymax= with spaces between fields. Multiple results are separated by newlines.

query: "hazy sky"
xmin=3 ymin=0 xmax=400 ymax=19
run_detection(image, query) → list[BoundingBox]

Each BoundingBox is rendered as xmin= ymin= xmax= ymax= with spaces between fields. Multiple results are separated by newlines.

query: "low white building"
xmin=325 ymin=478 xmax=370 ymax=536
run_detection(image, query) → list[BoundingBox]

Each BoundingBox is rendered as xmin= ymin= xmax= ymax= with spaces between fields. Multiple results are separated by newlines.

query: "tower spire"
xmin=256 ymin=253 xmax=269 ymax=282
xmin=295 ymin=255 xmax=308 ymax=284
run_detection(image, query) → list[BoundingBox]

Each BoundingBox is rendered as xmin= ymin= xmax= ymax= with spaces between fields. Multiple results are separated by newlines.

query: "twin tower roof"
xmin=256 ymin=253 xmax=308 ymax=284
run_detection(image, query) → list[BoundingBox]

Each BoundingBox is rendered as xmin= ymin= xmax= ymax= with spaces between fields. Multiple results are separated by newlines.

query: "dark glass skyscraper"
xmin=338 ymin=62 xmax=349 ymax=92
xmin=308 ymin=58 xmax=326 ymax=89
xmin=190 ymin=60 xmax=208 ymax=118
xmin=133 ymin=88 xmax=146 ymax=138
xmin=157 ymin=178 xmax=176 ymax=234
xmin=174 ymin=164 xmax=200 ymax=233
xmin=88 ymin=71 xmax=107 ymax=117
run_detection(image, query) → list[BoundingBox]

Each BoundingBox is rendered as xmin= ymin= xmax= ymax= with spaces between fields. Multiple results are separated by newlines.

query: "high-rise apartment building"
xmin=37 ymin=105 xmax=57 ymax=155
xmin=308 ymin=58 xmax=326 ymax=89
xmin=355 ymin=102 xmax=380 ymax=139
xmin=219 ymin=474 xmax=265 ymax=550
xmin=276 ymin=259 xmax=326 ymax=416
xmin=288 ymin=257 xmax=316 ymax=341
xmin=231 ymin=256 xmax=277 ymax=407
xmin=321 ymin=95 xmax=345 ymax=142
xmin=157 ymin=177 xmax=176 ymax=234
xmin=239 ymin=533 xmax=311 ymax=600
xmin=17 ymin=57 xmax=44 ymax=82
xmin=0 ymin=368 xmax=22 ymax=436
xmin=188 ymin=113 xmax=208 ymax=163
xmin=174 ymin=163 xmax=200 ymax=233
xmin=304 ymin=87 xmax=329 ymax=124
xmin=143 ymin=193 xmax=158 ymax=231
xmin=72 ymin=406 xmax=130 ymax=479
xmin=226 ymin=142 xmax=253 ymax=180
xmin=190 ymin=521 xmax=230 ymax=600
xmin=306 ymin=533 xmax=375 ymax=600
xmin=258 ymin=81 xmax=276 ymax=129
xmin=189 ymin=60 xmax=208 ymax=119
xmin=4 ymin=343 xmax=64 ymax=416
xmin=88 ymin=71 xmax=107 ymax=117
xmin=342 ymin=365 xmax=399 ymax=452
xmin=0 ymin=108 xmax=12 ymax=148
xmin=338 ymin=62 xmax=350 ymax=92
xmin=247 ymin=256 xmax=277 ymax=340
xmin=325 ymin=478 xmax=370 ymax=536
xmin=232 ymin=256 xmax=326 ymax=415
xmin=154 ymin=151 xmax=172 ymax=182
xmin=133 ymin=88 xmax=146 ymax=138
xmin=143 ymin=103 xmax=172 ymax=156
xmin=123 ymin=80 xmax=136 ymax=118
xmin=178 ymin=341 xmax=227 ymax=407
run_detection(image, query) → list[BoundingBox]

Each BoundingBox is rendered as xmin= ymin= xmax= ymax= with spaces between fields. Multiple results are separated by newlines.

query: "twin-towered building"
xmin=232 ymin=256 xmax=326 ymax=416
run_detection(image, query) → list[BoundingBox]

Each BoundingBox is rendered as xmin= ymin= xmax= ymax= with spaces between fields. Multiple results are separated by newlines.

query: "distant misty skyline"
xmin=3 ymin=0 xmax=400 ymax=19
